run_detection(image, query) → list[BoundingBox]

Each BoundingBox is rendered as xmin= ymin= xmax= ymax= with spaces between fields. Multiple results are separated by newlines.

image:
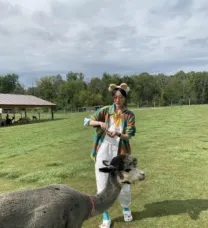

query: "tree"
xmin=88 ymin=77 xmax=104 ymax=94
xmin=13 ymin=83 xmax=25 ymax=94
xmin=36 ymin=76 xmax=56 ymax=102
xmin=0 ymin=74 xmax=20 ymax=93
xmin=57 ymin=76 xmax=86 ymax=110
xmin=155 ymin=74 xmax=168 ymax=106
xmin=66 ymin=72 xmax=84 ymax=81
xmin=3 ymin=70 xmax=208 ymax=109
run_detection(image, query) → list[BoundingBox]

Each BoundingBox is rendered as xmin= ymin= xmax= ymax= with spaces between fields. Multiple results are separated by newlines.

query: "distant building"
xmin=0 ymin=93 xmax=56 ymax=120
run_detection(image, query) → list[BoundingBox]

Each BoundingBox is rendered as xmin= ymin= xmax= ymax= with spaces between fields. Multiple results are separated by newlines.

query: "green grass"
xmin=0 ymin=105 xmax=208 ymax=228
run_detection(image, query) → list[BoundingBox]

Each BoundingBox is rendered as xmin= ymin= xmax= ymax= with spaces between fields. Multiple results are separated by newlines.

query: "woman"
xmin=84 ymin=83 xmax=136 ymax=228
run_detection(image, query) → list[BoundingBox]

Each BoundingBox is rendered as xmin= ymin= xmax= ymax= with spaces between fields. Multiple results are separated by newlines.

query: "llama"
xmin=5 ymin=116 xmax=15 ymax=126
xmin=32 ymin=115 xmax=38 ymax=120
xmin=0 ymin=154 xmax=145 ymax=228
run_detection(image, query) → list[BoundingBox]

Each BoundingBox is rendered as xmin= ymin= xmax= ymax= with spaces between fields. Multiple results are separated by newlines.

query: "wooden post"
xmin=24 ymin=109 xmax=27 ymax=117
xmin=51 ymin=107 xmax=54 ymax=120
xmin=38 ymin=112 xmax=40 ymax=120
xmin=13 ymin=108 xmax=15 ymax=119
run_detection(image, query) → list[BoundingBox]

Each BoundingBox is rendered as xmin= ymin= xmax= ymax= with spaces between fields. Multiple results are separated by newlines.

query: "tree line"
xmin=0 ymin=70 xmax=208 ymax=110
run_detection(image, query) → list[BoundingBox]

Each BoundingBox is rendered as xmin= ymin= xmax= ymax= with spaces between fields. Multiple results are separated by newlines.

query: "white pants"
xmin=95 ymin=140 xmax=131 ymax=208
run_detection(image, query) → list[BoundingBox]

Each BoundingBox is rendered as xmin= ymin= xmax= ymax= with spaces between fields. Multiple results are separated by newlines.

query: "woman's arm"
xmin=89 ymin=120 xmax=108 ymax=131
xmin=84 ymin=118 xmax=108 ymax=131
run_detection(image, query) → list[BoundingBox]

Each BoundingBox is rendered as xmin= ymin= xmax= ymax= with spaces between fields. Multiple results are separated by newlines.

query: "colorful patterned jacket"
xmin=84 ymin=104 xmax=136 ymax=161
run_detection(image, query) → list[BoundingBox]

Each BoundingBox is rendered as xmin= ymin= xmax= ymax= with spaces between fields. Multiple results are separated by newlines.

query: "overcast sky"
xmin=1 ymin=0 xmax=208 ymax=86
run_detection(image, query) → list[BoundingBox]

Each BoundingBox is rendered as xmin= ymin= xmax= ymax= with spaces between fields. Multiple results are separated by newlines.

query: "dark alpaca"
xmin=32 ymin=116 xmax=38 ymax=120
xmin=6 ymin=117 xmax=14 ymax=126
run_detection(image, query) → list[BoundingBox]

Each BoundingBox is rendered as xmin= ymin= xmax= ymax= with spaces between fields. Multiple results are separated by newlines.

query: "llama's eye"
xmin=124 ymin=169 xmax=131 ymax=172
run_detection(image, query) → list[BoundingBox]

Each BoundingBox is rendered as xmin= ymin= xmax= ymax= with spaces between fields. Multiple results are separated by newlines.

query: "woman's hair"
xmin=112 ymin=88 xmax=127 ymax=98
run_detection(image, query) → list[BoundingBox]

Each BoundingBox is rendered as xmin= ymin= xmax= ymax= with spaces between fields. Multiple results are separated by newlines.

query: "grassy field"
xmin=0 ymin=105 xmax=208 ymax=228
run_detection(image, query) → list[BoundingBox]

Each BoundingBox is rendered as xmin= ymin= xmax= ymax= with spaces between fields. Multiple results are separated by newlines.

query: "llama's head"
xmin=99 ymin=154 xmax=145 ymax=185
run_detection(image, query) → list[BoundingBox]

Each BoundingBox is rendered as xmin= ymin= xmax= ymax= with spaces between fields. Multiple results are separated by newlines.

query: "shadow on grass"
xmin=1 ymin=118 xmax=67 ymax=128
xmin=112 ymin=199 xmax=208 ymax=226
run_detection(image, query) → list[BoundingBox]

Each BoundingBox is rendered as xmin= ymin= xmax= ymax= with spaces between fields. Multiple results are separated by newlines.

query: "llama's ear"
xmin=103 ymin=160 xmax=110 ymax=166
xmin=99 ymin=166 xmax=116 ymax=173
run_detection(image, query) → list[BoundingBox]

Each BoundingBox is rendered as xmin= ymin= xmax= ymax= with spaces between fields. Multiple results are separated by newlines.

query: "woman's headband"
xmin=108 ymin=83 xmax=130 ymax=94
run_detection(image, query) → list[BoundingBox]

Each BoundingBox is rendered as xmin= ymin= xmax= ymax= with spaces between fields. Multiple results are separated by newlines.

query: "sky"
xmin=1 ymin=0 xmax=208 ymax=86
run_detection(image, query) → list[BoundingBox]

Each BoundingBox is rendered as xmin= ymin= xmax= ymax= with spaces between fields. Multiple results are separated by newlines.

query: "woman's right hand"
xmin=99 ymin=122 xmax=108 ymax=131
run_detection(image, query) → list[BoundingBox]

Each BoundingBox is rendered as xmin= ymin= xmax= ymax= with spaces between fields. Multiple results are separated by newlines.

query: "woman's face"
xmin=113 ymin=90 xmax=126 ymax=107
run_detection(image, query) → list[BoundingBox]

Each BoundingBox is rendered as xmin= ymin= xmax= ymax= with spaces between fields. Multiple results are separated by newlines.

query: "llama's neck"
xmin=90 ymin=174 xmax=122 ymax=217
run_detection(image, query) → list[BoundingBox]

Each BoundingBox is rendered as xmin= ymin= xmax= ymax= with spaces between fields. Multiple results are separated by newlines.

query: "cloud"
xmin=1 ymin=0 xmax=208 ymax=86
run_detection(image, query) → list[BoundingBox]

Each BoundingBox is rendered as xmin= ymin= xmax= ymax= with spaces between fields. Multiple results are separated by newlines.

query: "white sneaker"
xmin=123 ymin=210 xmax=133 ymax=222
xmin=99 ymin=220 xmax=111 ymax=228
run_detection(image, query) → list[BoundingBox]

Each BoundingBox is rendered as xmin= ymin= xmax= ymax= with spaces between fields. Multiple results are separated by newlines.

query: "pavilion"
xmin=0 ymin=93 xmax=56 ymax=120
